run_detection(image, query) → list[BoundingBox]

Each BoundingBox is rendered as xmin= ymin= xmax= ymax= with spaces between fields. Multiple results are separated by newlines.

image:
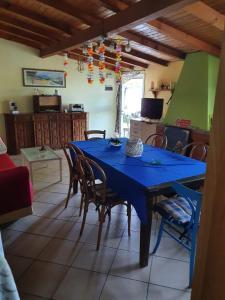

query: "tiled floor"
xmin=1 ymin=151 xmax=191 ymax=300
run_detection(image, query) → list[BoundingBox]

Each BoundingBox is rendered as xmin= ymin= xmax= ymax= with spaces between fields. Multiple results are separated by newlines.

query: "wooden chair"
xmin=181 ymin=142 xmax=208 ymax=161
xmin=77 ymin=155 xmax=131 ymax=250
xmin=152 ymin=182 xmax=202 ymax=287
xmin=145 ymin=133 xmax=168 ymax=149
xmin=84 ymin=130 xmax=106 ymax=140
xmin=62 ymin=144 xmax=84 ymax=213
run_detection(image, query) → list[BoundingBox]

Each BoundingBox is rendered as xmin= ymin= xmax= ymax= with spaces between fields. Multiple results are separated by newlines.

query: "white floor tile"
xmin=147 ymin=284 xmax=191 ymax=300
xmin=5 ymin=232 xmax=51 ymax=258
xmin=110 ymin=249 xmax=151 ymax=282
xmin=17 ymin=261 xmax=68 ymax=298
xmin=150 ymin=256 xmax=190 ymax=290
xmin=72 ymin=243 xmax=117 ymax=273
xmin=53 ymin=268 xmax=106 ymax=300
xmin=100 ymin=275 xmax=148 ymax=300
xmin=153 ymin=235 xmax=189 ymax=262
xmin=38 ymin=238 xmax=83 ymax=266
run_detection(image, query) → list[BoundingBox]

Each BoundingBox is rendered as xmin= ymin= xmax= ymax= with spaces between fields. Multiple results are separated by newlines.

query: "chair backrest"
xmin=76 ymin=155 xmax=107 ymax=202
xmin=84 ymin=130 xmax=106 ymax=140
xmin=62 ymin=146 xmax=74 ymax=178
xmin=172 ymin=182 xmax=202 ymax=225
xmin=145 ymin=133 xmax=168 ymax=149
xmin=64 ymin=143 xmax=84 ymax=176
xmin=181 ymin=142 xmax=208 ymax=161
xmin=164 ymin=126 xmax=191 ymax=153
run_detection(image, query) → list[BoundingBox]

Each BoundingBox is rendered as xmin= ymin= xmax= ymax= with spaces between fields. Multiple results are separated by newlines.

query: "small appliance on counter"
xmin=33 ymin=95 xmax=62 ymax=113
xmin=9 ymin=100 xmax=19 ymax=114
xmin=69 ymin=104 xmax=84 ymax=112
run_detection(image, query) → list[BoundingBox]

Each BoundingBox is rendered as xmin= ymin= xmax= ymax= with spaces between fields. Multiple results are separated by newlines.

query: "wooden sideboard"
xmin=5 ymin=112 xmax=87 ymax=154
xmin=130 ymin=119 xmax=210 ymax=145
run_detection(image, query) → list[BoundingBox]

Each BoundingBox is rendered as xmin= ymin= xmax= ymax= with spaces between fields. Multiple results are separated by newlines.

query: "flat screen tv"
xmin=141 ymin=98 xmax=164 ymax=120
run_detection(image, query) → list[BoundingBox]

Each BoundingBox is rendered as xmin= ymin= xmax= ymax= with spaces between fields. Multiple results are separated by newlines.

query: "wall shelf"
xmin=149 ymin=88 xmax=173 ymax=98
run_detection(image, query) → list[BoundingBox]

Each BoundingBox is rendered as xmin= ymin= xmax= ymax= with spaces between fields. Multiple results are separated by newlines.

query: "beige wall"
xmin=144 ymin=61 xmax=184 ymax=117
xmin=0 ymin=38 xmax=117 ymax=141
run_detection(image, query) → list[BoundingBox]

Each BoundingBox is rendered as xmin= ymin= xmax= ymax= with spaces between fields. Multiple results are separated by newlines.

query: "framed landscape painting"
xmin=22 ymin=68 xmax=66 ymax=88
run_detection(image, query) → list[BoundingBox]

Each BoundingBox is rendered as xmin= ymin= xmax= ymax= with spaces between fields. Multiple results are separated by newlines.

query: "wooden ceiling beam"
xmin=125 ymin=48 xmax=168 ymax=65
xmin=184 ymin=1 xmax=225 ymax=31
xmin=0 ymin=29 xmax=43 ymax=49
xmin=72 ymin=49 xmax=133 ymax=69
xmin=103 ymin=40 xmax=168 ymax=65
xmin=120 ymin=30 xmax=185 ymax=59
xmin=37 ymin=0 xmax=100 ymax=27
xmin=0 ymin=0 xmax=71 ymax=36
xmin=100 ymin=0 xmax=120 ymax=13
xmin=148 ymin=19 xmax=220 ymax=56
xmin=0 ymin=22 xmax=50 ymax=45
xmin=100 ymin=0 xmax=129 ymax=13
xmin=68 ymin=52 xmax=115 ymax=71
xmin=104 ymin=50 xmax=149 ymax=68
xmin=0 ymin=13 xmax=62 ymax=41
xmin=40 ymin=0 xmax=198 ymax=57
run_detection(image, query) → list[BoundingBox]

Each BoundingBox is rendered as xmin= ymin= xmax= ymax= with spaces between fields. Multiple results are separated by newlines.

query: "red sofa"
xmin=0 ymin=154 xmax=33 ymax=225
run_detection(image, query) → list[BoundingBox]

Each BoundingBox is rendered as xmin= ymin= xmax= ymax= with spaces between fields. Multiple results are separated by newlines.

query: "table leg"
xmin=139 ymin=194 xmax=154 ymax=267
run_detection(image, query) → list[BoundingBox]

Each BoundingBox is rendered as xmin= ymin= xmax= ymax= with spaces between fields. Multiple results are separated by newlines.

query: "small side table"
xmin=20 ymin=146 xmax=62 ymax=184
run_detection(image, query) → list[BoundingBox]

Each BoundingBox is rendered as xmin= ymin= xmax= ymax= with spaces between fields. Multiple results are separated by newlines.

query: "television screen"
xmin=141 ymin=98 xmax=164 ymax=120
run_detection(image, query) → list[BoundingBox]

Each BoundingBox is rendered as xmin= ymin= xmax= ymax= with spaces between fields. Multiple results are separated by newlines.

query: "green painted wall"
xmin=164 ymin=52 xmax=219 ymax=130
xmin=208 ymin=55 xmax=219 ymax=128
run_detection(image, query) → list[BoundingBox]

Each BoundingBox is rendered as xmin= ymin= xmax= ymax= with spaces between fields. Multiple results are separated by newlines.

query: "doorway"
xmin=121 ymin=72 xmax=145 ymax=137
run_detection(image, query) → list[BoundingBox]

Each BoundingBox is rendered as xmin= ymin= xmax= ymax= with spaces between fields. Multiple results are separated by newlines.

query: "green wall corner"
xmin=164 ymin=52 xmax=219 ymax=131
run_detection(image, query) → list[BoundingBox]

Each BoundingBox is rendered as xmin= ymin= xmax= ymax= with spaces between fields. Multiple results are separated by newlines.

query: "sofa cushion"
xmin=0 ymin=154 xmax=15 ymax=171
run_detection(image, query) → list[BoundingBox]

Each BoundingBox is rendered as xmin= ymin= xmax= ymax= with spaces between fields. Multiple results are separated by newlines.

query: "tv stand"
xmin=130 ymin=119 xmax=160 ymax=141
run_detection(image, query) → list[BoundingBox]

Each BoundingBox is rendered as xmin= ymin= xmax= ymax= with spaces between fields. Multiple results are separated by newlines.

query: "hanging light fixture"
xmin=98 ymin=42 xmax=106 ymax=84
xmin=86 ymin=42 xmax=94 ymax=84
xmin=94 ymin=44 xmax=99 ymax=54
xmin=63 ymin=53 xmax=69 ymax=77
xmin=82 ymin=44 xmax=88 ymax=55
xmin=115 ymin=42 xmax=122 ymax=84
xmin=109 ymin=41 xmax=115 ymax=52
xmin=125 ymin=40 xmax=132 ymax=53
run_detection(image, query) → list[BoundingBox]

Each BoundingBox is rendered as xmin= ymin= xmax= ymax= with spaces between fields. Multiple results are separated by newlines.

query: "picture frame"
xmin=22 ymin=68 xmax=66 ymax=88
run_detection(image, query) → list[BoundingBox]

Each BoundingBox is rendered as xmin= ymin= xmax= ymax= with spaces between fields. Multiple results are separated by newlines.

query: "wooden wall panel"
xmin=191 ymin=29 xmax=225 ymax=300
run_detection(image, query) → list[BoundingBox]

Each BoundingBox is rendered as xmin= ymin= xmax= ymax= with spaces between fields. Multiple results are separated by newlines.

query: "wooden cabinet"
xmin=59 ymin=113 xmax=73 ymax=147
xmin=5 ymin=112 xmax=87 ymax=154
xmin=33 ymin=113 xmax=50 ymax=147
xmin=4 ymin=114 xmax=34 ymax=155
xmin=33 ymin=112 xmax=87 ymax=148
xmin=72 ymin=113 xmax=86 ymax=141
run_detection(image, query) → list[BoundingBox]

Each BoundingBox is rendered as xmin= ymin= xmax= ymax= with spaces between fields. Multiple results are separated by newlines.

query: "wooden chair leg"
xmin=79 ymin=200 xmax=88 ymax=238
xmin=65 ymin=182 xmax=72 ymax=208
xmin=127 ymin=203 xmax=131 ymax=236
xmin=96 ymin=206 xmax=105 ymax=250
xmin=79 ymin=193 xmax=84 ymax=217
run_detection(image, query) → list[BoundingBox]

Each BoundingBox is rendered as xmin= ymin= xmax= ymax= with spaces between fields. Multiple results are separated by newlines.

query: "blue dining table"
xmin=71 ymin=138 xmax=206 ymax=267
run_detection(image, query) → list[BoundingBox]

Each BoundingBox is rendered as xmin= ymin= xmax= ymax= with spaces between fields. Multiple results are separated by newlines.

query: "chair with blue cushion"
xmin=152 ymin=182 xmax=202 ymax=287
xmin=164 ymin=126 xmax=191 ymax=153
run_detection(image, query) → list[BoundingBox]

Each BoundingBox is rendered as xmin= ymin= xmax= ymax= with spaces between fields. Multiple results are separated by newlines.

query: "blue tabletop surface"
xmin=71 ymin=138 xmax=206 ymax=224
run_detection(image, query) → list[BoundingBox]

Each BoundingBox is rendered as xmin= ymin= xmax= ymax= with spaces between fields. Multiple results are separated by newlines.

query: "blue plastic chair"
xmin=152 ymin=182 xmax=202 ymax=287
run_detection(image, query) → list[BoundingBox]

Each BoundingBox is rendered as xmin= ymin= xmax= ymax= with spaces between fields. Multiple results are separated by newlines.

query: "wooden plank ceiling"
xmin=0 ymin=0 xmax=224 ymax=71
